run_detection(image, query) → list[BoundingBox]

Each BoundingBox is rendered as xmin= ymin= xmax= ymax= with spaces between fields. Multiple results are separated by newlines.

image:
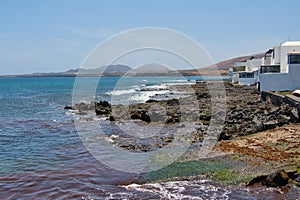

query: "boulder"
xmin=262 ymin=170 xmax=289 ymax=187
xmin=64 ymin=105 xmax=73 ymax=110
xmin=95 ymin=101 xmax=111 ymax=115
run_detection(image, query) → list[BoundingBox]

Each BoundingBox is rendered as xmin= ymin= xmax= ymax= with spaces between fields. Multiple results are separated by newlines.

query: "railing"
xmin=260 ymin=65 xmax=280 ymax=74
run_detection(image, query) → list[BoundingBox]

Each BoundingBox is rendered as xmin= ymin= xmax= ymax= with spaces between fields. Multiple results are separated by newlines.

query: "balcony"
xmin=260 ymin=65 xmax=280 ymax=74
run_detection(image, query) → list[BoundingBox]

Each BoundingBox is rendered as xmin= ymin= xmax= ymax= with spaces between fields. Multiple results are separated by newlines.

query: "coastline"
xmin=68 ymin=80 xmax=300 ymax=190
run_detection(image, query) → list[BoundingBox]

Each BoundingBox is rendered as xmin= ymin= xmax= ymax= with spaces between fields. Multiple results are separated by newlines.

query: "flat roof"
xmin=281 ymin=41 xmax=300 ymax=46
xmin=287 ymin=52 xmax=300 ymax=55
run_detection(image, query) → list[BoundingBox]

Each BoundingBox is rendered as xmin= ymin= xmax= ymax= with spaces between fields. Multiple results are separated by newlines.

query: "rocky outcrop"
xmin=262 ymin=170 xmax=290 ymax=187
xmin=67 ymin=81 xmax=300 ymax=142
xmin=218 ymin=83 xmax=300 ymax=140
xmin=94 ymin=101 xmax=111 ymax=115
xmin=64 ymin=101 xmax=111 ymax=115
xmin=247 ymin=169 xmax=300 ymax=187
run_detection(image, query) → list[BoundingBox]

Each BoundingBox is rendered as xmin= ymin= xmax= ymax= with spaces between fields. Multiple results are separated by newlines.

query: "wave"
xmin=105 ymin=88 xmax=137 ymax=96
xmin=124 ymin=180 xmax=231 ymax=199
xmin=129 ymin=90 xmax=170 ymax=103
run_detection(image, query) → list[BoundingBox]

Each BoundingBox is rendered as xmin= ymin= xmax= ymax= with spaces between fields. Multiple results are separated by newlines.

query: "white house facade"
xmin=231 ymin=56 xmax=262 ymax=85
xmin=259 ymin=41 xmax=300 ymax=91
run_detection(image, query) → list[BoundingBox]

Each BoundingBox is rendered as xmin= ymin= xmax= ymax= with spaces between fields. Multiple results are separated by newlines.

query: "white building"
xmin=231 ymin=55 xmax=262 ymax=85
xmin=260 ymin=41 xmax=300 ymax=91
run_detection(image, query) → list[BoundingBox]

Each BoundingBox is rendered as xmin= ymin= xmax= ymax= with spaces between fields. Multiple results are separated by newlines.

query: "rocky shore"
xmin=67 ymin=81 xmax=300 ymax=140
xmin=65 ymin=81 xmax=300 ymax=189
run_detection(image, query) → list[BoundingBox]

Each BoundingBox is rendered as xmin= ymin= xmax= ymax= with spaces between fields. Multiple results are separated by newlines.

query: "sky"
xmin=1 ymin=0 xmax=300 ymax=75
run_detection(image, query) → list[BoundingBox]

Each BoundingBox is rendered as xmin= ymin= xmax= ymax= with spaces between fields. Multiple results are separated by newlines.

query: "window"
xmin=260 ymin=65 xmax=280 ymax=73
xmin=288 ymin=54 xmax=300 ymax=64
xmin=239 ymin=72 xmax=254 ymax=78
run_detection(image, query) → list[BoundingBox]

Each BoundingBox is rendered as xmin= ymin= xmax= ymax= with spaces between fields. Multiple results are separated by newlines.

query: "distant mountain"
xmin=132 ymin=64 xmax=171 ymax=72
xmin=0 ymin=53 xmax=265 ymax=77
xmin=204 ymin=53 xmax=265 ymax=70
xmin=127 ymin=63 xmax=175 ymax=76
xmin=77 ymin=65 xmax=132 ymax=76
xmin=1 ymin=65 xmax=132 ymax=77
xmin=177 ymin=53 xmax=265 ymax=76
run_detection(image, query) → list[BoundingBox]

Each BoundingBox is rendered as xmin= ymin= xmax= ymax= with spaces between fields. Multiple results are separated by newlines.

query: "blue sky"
xmin=0 ymin=0 xmax=300 ymax=74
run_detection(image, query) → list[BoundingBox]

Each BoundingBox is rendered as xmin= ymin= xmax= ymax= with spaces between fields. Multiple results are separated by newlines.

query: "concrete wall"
xmin=261 ymin=91 xmax=300 ymax=121
xmin=261 ymin=91 xmax=285 ymax=106
xmin=260 ymin=64 xmax=300 ymax=91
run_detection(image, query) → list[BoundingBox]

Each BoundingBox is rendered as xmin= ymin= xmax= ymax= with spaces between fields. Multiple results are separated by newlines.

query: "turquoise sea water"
xmin=0 ymin=76 xmax=205 ymax=176
xmin=0 ymin=77 xmax=298 ymax=199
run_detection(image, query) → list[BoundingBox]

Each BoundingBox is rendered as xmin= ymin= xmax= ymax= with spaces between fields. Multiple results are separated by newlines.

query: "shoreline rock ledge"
xmin=65 ymin=81 xmax=300 ymax=141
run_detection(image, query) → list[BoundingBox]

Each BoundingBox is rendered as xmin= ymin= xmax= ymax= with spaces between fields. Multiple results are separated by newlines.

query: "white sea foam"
xmin=124 ymin=180 xmax=231 ymax=200
xmin=130 ymin=90 xmax=170 ymax=102
xmin=104 ymin=78 xmax=196 ymax=105
xmin=105 ymin=88 xmax=137 ymax=96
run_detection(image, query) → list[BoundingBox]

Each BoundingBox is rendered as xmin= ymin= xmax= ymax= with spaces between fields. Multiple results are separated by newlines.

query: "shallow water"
xmin=0 ymin=77 xmax=299 ymax=199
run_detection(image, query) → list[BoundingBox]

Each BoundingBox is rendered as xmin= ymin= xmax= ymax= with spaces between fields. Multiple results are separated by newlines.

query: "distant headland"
xmin=0 ymin=53 xmax=263 ymax=78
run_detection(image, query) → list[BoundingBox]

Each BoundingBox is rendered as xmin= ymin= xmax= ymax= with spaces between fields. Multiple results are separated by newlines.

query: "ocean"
xmin=0 ymin=77 xmax=297 ymax=199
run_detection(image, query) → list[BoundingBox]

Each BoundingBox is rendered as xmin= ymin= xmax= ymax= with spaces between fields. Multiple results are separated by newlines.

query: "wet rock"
xmin=64 ymin=105 xmax=73 ymax=110
xmin=109 ymin=115 xmax=115 ymax=121
xmin=145 ymin=99 xmax=158 ymax=103
xmin=95 ymin=101 xmax=111 ymax=115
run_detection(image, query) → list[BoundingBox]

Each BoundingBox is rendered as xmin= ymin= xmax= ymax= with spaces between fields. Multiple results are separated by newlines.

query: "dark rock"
xmin=145 ymin=99 xmax=158 ymax=103
xmin=141 ymin=112 xmax=151 ymax=122
xmin=64 ymin=105 xmax=73 ymax=110
xmin=70 ymin=81 xmax=298 ymax=142
xmin=251 ymin=116 xmax=263 ymax=132
xmin=262 ymin=170 xmax=290 ymax=187
xmin=290 ymin=107 xmax=300 ymax=122
xmin=263 ymin=121 xmax=277 ymax=130
xmin=218 ymin=132 xmax=231 ymax=141
xmin=277 ymin=115 xmax=290 ymax=126
xmin=109 ymin=116 xmax=115 ymax=121
xmin=131 ymin=114 xmax=141 ymax=120
xmin=295 ymin=174 xmax=300 ymax=183
xmin=246 ymin=175 xmax=267 ymax=186
xmin=200 ymin=113 xmax=211 ymax=121
xmin=95 ymin=101 xmax=111 ymax=115
xmin=166 ymin=98 xmax=180 ymax=106
xmin=197 ymin=92 xmax=209 ymax=99
xmin=95 ymin=109 xmax=110 ymax=115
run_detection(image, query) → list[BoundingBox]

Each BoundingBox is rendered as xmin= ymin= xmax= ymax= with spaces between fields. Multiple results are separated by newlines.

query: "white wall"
xmin=260 ymin=64 xmax=300 ymax=91
xmin=232 ymin=73 xmax=239 ymax=84
xmin=239 ymin=78 xmax=256 ymax=85
xmin=246 ymin=59 xmax=261 ymax=72
xmin=271 ymin=46 xmax=281 ymax=65
xmin=280 ymin=46 xmax=300 ymax=73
